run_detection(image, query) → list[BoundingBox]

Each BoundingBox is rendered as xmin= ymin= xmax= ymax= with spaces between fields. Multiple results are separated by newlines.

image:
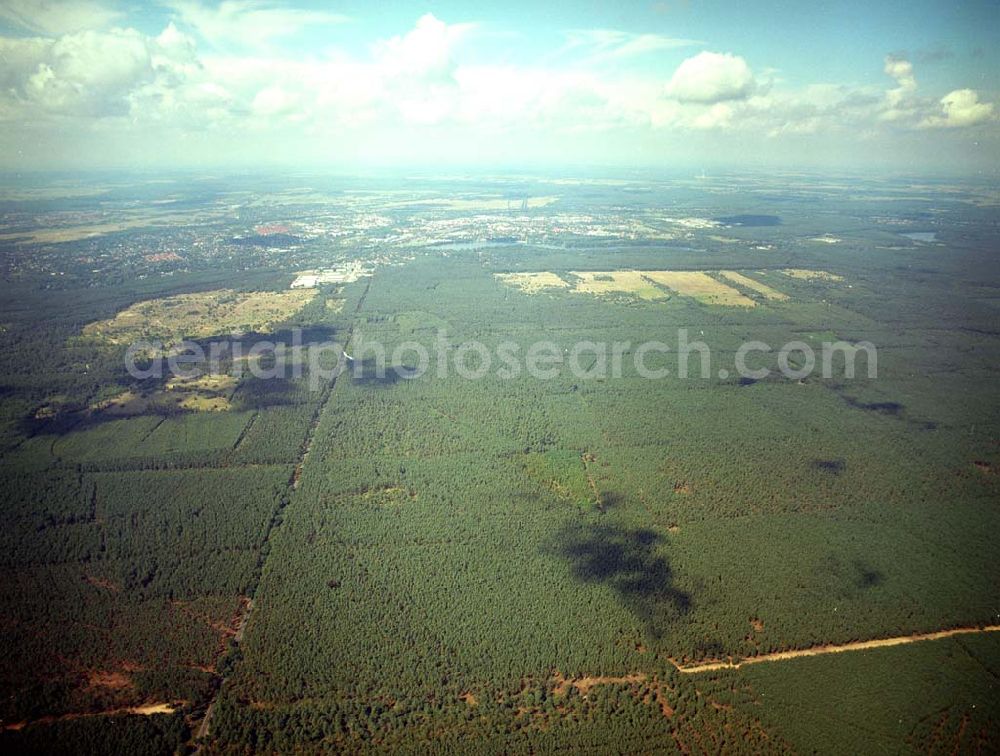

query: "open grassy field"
xmin=642 ymin=270 xmax=757 ymax=306
xmin=780 ymin=268 xmax=845 ymax=281
xmin=719 ymin=270 xmax=790 ymax=301
xmin=93 ymin=374 xmax=240 ymax=415
xmin=569 ymin=270 xmax=667 ymax=300
xmin=495 ymin=271 xmax=570 ymax=293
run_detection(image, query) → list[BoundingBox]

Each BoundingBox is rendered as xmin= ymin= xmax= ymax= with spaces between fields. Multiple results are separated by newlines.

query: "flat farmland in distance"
xmin=642 ymin=270 xmax=757 ymax=307
xmin=569 ymin=270 xmax=667 ymax=300
xmin=495 ymin=271 xmax=570 ymax=293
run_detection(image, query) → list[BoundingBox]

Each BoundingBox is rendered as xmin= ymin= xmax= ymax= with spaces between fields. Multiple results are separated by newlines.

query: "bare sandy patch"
xmin=129 ymin=703 xmax=176 ymax=716
xmin=642 ymin=271 xmax=756 ymax=307
xmin=552 ymin=672 xmax=647 ymax=697
xmin=719 ymin=271 xmax=789 ymax=301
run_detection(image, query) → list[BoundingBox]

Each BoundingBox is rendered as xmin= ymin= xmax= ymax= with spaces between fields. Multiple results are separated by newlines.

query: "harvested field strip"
xmin=569 ymin=270 xmax=667 ymax=300
xmin=780 ymin=268 xmax=844 ymax=282
xmin=642 ymin=271 xmax=756 ymax=307
xmin=719 ymin=271 xmax=789 ymax=301
xmin=673 ymin=624 xmax=1000 ymax=674
xmin=495 ymin=272 xmax=569 ymax=293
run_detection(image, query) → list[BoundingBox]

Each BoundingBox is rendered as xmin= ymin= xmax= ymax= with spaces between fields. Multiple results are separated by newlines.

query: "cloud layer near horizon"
xmin=0 ymin=2 xmax=995 ymax=170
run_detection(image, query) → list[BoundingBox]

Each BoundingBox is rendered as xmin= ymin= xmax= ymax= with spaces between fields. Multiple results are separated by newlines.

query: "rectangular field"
xmin=642 ymin=270 xmax=756 ymax=307
xmin=495 ymin=271 xmax=569 ymax=293
xmin=569 ymin=270 xmax=667 ymax=300
xmin=780 ymin=269 xmax=844 ymax=281
xmin=719 ymin=271 xmax=789 ymax=301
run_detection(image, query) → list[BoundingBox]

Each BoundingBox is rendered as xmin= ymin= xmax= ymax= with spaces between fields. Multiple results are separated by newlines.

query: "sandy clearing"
xmin=131 ymin=703 xmax=176 ymax=716
xmin=553 ymin=672 xmax=647 ymax=697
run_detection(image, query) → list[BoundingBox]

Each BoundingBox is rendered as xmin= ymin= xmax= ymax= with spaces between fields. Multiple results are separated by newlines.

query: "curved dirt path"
xmin=673 ymin=624 xmax=1000 ymax=674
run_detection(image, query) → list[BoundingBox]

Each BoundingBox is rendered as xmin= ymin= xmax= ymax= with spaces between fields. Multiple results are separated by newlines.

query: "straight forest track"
xmin=672 ymin=624 xmax=1000 ymax=674
xmin=192 ymin=279 xmax=371 ymax=748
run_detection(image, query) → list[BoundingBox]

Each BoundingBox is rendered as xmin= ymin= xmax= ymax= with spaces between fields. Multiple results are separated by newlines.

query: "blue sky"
xmin=0 ymin=0 xmax=996 ymax=174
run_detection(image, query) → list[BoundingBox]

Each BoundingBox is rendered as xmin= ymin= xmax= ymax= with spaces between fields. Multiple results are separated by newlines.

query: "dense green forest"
xmin=1 ymin=179 xmax=999 ymax=752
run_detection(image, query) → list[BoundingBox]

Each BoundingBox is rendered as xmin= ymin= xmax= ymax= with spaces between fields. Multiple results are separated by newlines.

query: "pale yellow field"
xmin=569 ymin=271 xmax=667 ymax=300
xmin=643 ymin=271 xmax=756 ymax=307
xmin=83 ymin=289 xmax=316 ymax=344
xmin=719 ymin=271 xmax=789 ymax=301
xmin=495 ymin=272 xmax=569 ymax=293
xmin=781 ymin=268 xmax=845 ymax=282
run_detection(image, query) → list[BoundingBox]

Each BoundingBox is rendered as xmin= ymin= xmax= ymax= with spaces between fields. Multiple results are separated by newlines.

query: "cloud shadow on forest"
xmin=349 ymin=356 xmax=420 ymax=387
xmin=547 ymin=522 xmax=691 ymax=640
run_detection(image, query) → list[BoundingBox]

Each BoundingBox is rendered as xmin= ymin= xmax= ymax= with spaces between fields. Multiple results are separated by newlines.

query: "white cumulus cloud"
xmin=920 ymin=88 xmax=995 ymax=129
xmin=373 ymin=12 xmax=474 ymax=81
xmin=665 ymin=51 xmax=757 ymax=103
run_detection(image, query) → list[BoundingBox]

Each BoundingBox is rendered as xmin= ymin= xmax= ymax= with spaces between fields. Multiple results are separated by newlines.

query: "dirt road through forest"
xmin=673 ymin=624 xmax=1000 ymax=673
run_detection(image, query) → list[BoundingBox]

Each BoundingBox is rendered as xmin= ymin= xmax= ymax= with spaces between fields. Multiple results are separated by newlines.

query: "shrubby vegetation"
xmin=0 ymin=267 xmax=359 ymax=747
